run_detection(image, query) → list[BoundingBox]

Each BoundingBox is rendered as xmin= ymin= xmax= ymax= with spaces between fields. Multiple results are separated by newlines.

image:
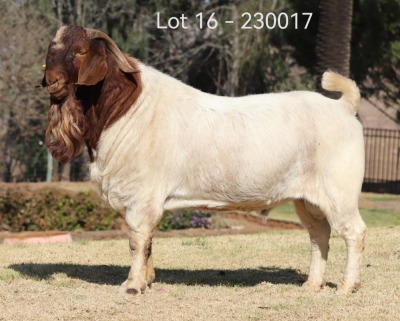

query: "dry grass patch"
xmin=0 ymin=227 xmax=399 ymax=321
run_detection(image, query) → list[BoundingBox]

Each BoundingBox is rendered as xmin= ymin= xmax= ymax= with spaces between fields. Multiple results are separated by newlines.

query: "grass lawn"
xmin=268 ymin=193 xmax=400 ymax=227
xmin=0 ymin=191 xmax=398 ymax=320
xmin=1 ymin=227 xmax=399 ymax=321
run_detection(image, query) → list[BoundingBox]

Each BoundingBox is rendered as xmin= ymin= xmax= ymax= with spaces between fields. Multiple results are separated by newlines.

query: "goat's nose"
xmin=45 ymin=70 xmax=64 ymax=93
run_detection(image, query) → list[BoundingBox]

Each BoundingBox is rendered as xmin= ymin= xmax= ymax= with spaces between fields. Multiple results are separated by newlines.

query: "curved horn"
xmin=85 ymin=28 xmax=139 ymax=73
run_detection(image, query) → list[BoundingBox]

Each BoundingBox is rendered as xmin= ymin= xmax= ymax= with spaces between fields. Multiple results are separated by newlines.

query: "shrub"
xmin=0 ymin=184 xmax=214 ymax=232
xmin=157 ymin=209 xmax=212 ymax=231
xmin=0 ymin=186 xmax=121 ymax=232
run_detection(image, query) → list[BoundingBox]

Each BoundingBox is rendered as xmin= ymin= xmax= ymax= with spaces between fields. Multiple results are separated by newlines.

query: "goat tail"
xmin=321 ymin=70 xmax=360 ymax=115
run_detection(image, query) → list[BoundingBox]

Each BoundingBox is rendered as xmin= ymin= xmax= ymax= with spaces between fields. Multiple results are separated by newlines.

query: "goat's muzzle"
xmin=47 ymin=79 xmax=60 ymax=92
xmin=45 ymin=70 xmax=68 ymax=99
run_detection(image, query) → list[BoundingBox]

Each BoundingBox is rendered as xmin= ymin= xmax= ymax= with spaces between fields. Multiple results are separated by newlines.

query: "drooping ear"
xmin=84 ymin=28 xmax=139 ymax=74
xmin=76 ymin=40 xmax=108 ymax=86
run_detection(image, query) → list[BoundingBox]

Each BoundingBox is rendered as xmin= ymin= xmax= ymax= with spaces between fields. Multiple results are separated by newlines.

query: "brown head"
xmin=41 ymin=26 xmax=141 ymax=163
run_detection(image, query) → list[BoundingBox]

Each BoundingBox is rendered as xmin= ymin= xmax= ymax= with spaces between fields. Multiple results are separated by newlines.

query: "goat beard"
xmin=45 ymin=94 xmax=86 ymax=164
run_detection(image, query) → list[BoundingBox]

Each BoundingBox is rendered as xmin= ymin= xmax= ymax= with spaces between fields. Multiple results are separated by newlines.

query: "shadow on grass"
xmin=9 ymin=263 xmax=127 ymax=285
xmin=9 ymin=263 xmax=311 ymax=287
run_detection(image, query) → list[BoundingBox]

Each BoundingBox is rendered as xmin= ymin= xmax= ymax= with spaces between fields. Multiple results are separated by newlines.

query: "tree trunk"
xmin=316 ymin=0 xmax=354 ymax=93
xmin=61 ymin=162 xmax=71 ymax=181
xmin=56 ymin=0 xmax=63 ymax=27
xmin=52 ymin=158 xmax=59 ymax=181
xmin=76 ymin=0 xmax=84 ymax=26
xmin=46 ymin=152 xmax=53 ymax=182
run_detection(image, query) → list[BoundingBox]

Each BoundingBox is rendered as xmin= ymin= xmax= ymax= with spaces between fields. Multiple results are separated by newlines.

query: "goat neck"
xmin=76 ymin=56 xmax=142 ymax=160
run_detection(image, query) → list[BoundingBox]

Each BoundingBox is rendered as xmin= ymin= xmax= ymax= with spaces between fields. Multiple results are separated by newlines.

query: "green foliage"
xmin=0 ymin=187 xmax=121 ymax=232
xmin=157 ymin=209 xmax=212 ymax=231
xmin=0 ymin=185 xmax=215 ymax=232
xmin=351 ymin=0 xmax=400 ymax=103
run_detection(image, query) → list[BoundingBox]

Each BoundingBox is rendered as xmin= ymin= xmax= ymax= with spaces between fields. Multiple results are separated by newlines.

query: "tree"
xmin=351 ymin=0 xmax=400 ymax=115
xmin=315 ymin=0 xmax=354 ymax=100
xmin=316 ymin=0 xmax=354 ymax=78
xmin=288 ymin=0 xmax=400 ymax=117
xmin=3 ymin=0 xmax=397 ymax=182
xmin=0 ymin=0 xmax=51 ymax=181
xmin=147 ymin=0 xmax=312 ymax=96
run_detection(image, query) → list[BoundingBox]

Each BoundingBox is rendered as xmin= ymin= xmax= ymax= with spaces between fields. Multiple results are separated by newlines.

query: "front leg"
xmin=120 ymin=204 xmax=162 ymax=295
xmin=146 ymin=245 xmax=156 ymax=287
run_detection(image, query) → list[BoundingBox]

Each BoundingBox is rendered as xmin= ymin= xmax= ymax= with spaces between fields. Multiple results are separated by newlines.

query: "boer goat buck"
xmin=41 ymin=26 xmax=366 ymax=295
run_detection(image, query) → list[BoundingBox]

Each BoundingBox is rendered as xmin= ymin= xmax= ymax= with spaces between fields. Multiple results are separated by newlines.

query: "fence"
xmin=363 ymin=128 xmax=400 ymax=194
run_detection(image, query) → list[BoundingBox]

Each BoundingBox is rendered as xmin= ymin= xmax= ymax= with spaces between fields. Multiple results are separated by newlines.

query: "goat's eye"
xmin=76 ymin=51 xmax=86 ymax=56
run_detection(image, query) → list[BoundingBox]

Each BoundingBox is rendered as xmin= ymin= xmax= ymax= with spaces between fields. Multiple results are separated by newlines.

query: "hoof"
xmin=337 ymin=281 xmax=361 ymax=294
xmin=119 ymin=279 xmax=147 ymax=296
xmin=302 ymin=279 xmax=325 ymax=292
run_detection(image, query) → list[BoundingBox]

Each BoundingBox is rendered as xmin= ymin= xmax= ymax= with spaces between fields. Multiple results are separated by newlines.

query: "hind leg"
xmin=334 ymin=210 xmax=367 ymax=294
xmin=294 ymin=200 xmax=331 ymax=291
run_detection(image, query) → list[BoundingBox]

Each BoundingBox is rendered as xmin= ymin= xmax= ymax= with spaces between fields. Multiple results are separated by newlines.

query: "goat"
xmin=41 ymin=26 xmax=366 ymax=295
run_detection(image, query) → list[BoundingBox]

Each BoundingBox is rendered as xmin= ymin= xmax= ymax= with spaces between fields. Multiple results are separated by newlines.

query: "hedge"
xmin=0 ymin=185 xmax=122 ymax=232
xmin=0 ymin=184 xmax=213 ymax=232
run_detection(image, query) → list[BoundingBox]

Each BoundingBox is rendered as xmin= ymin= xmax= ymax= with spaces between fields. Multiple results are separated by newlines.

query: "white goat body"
xmin=92 ymin=66 xmax=363 ymax=223
xmin=90 ymin=64 xmax=366 ymax=294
